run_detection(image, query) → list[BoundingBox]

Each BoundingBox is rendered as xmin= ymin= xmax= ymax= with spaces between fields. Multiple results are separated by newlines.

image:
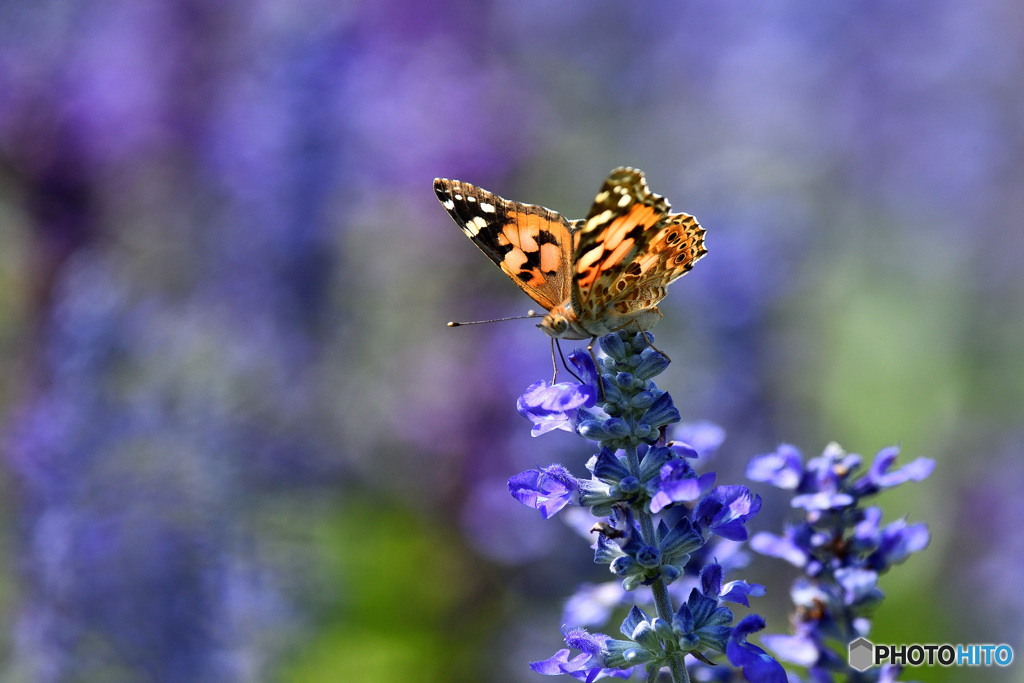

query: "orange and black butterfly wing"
xmin=434 ymin=178 xmax=575 ymax=311
xmin=572 ymin=167 xmax=706 ymax=316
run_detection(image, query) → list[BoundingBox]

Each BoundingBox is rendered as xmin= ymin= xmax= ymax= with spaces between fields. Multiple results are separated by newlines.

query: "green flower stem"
xmin=625 ymin=445 xmax=690 ymax=683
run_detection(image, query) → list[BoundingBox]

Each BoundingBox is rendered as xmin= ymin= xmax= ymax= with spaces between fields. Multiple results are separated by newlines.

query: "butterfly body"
xmin=538 ymin=296 xmax=664 ymax=340
xmin=435 ymin=167 xmax=706 ymax=340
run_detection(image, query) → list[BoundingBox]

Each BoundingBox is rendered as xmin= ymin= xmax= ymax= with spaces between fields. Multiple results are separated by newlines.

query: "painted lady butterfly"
xmin=434 ymin=167 xmax=706 ymax=343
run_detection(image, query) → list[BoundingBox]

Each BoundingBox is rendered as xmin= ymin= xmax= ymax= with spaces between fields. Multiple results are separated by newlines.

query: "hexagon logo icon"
xmin=848 ymin=637 xmax=874 ymax=672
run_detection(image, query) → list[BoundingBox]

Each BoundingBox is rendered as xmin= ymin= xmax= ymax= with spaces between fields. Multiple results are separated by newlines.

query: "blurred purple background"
xmin=0 ymin=1 xmax=1021 ymax=681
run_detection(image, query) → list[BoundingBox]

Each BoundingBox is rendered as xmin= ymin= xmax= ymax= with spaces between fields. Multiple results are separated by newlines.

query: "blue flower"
xmin=726 ymin=615 xmax=788 ymax=683
xmin=562 ymin=536 xmax=756 ymax=630
xmin=788 ymin=444 xmax=857 ymax=511
xmin=746 ymin=444 xmax=804 ymax=490
xmin=855 ymin=510 xmax=931 ymax=571
xmin=791 ymin=488 xmax=855 ymax=513
xmin=834 ymin=566 xmax=882 ymax=607
xmin=759 ymin=633 xmax=819 ymax=667
xmin=637 ymin=391 xmax=682 ymax=434
xmin=749 ymin=526 xmax=812 ymax=569
xmin=567 ymin=349 xmax=601 ymax=388
xmin=530 ymin=627 xmax=634 ymax=681
xmin=760 ymin=581 xmax=854 ymax=677
xmin=649 ymin=459 xmax=717 ymax=513
xmin=851 ymin=445 xmax=935 ymax=497
xmin=517 ymin=380 xmax=597 ymax=436
xmin=694 ymin=486 xmax=762 ymax=541
xmin=671 ymin=564 xmax=735 ymax=654
xmin=748 ymin=443 xmax=933 ymax=679
xmin=719 ymin=579 xmax=766 ymax=608
xmin=516 ymin=332 xmax=779 ymax=682
xmin=509 ymin=465 xmax=580 ymax=518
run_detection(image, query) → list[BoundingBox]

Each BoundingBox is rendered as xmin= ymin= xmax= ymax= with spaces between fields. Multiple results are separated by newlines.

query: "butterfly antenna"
xmin=447 ymin=310 xmax=543 ymax=327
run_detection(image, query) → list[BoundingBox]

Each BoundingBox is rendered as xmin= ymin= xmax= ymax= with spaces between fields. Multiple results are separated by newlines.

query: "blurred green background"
xmin=0 ymin=1 xmax=1022 ymax=681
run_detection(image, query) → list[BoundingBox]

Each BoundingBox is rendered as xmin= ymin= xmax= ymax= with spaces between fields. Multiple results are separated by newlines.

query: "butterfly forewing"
xmin=434 ymin=178 xmax=574 ymax=311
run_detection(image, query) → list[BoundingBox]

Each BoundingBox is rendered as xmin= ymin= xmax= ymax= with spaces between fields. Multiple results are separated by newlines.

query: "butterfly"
xmin=434 ymin=166 xmax=706 ymax=345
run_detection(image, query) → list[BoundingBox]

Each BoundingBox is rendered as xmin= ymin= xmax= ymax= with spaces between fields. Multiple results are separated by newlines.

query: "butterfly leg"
xmin=587 ymin=336 xmax=607 ymax=400
xmin=633 ymin=322 xmax=672 ymax=363
xmin=555 ymin=339 xmax=583 ymax=384
xmin=549 ymin=338 xmax=559 ymax=385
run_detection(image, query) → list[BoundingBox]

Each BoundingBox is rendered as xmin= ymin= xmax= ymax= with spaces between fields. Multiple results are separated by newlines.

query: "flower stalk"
xmin=510 ymin=331 xmax=784 ymax=683
xmin=747 ymin=443 xmax=934 ymax=681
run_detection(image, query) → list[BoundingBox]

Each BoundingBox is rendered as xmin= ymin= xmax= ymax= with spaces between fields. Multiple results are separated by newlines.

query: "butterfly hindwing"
xmin=434 ymin=178 xmax=575 ymax=311
xmin=572 ymin=167 xmax=706 ymax=318
xmin=634 ymin=212 xmax=706 ymax=289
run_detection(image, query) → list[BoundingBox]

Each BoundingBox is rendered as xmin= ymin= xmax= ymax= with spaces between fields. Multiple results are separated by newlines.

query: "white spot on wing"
xmin=442 ymin=199 xmax=455 ymax=210
xmin=480 ymin=202 xmax=496 ymax=213
xmin=617 ymin=194 xmax=631 ymax=207
xmin=578 ymin=245 xmax=604 ymax=269
xmin=585 ymin=210 xmax=613 ymax=231
xmin=466 ymin=215 xmax=488 ymax=235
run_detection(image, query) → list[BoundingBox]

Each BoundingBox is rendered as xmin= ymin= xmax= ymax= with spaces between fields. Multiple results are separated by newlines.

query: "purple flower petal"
xmin=834 ymin=567 xmax=879 ymax=604
xmin=746 ymin=444 xmax=804 ymax=489
xmin=791 ymin=490 xmax=854 ymax=512
xmin=750 ymin=531 xmax=809 ymax=567
xmin=853 ymin=446 xmax=935 ymax=496
xmin=869 ymin=520 xmax=930 ymax=568
xmin=761 ymin=633 xmax=820 ymax=666
xmin=726 ymin=615 xmax=787 ymax=683
xmin=696 ymin=485 xmax=762 ymax=541
xmin=567 ymin=350 xmax=600 ymax=387
xmin=720 ymin=580 xmax=766 ymax=607
xmin=517 ymin=380 xmax=597 ymax=436
xmin=531 ymin=627 xmax=633 ymax=681
xmin=650 ymin=460 xmax=716 ymax=513
xmin=509 ymin=465 xmax=579 ymax=518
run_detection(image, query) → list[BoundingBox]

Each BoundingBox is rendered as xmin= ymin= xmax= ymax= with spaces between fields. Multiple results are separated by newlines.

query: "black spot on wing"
xmin=475 ymin=220 xmax=513 ymax=254
xmin=521 ymin=246 xmax=542 ymax=271
xmin=536 ymin=230 xmax=560 ymax=246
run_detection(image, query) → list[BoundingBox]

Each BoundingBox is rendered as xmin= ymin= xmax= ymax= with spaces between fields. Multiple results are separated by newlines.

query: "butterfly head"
xmin=538 ymin=312 xmax=570 ymax=338
xmin=537 ymin=305 xmax=590 ymax=340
